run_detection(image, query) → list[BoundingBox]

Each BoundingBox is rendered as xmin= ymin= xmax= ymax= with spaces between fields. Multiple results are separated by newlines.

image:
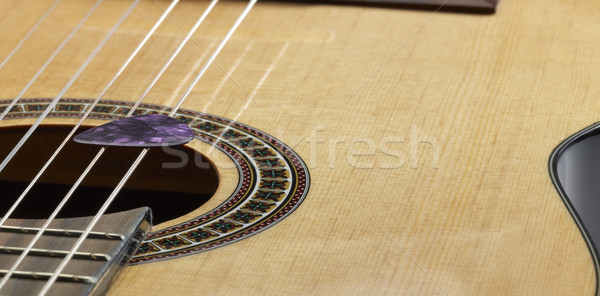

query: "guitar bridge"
xmin=0 ymin=207 xmax=152 ymax=295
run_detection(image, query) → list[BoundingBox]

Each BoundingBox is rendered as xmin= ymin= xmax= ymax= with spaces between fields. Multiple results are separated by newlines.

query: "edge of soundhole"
xmin=0 ymin=125 xmax=220 ymax=224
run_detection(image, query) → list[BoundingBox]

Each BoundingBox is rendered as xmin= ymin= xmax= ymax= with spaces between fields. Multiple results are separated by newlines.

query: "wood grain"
xmin=0 ymin=0 xmax=599 ymax=295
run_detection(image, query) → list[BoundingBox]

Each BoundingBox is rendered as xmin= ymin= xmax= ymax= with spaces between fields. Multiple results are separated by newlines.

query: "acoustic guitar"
xmin=0 ymin=0 xmax=599 ymax=295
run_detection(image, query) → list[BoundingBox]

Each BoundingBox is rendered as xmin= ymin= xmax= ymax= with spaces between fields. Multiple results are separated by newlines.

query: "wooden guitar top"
xmin=0 ymin=0 xmax=598 ymax=295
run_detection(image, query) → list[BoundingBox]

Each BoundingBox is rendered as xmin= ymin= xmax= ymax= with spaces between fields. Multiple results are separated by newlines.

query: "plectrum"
xmin=74 ymin=114 xmax=194 ymax=147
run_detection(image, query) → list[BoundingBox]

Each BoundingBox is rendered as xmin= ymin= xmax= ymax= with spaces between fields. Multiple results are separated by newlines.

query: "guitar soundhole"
xmin=0 ymin=125 xmax=219 ymax=224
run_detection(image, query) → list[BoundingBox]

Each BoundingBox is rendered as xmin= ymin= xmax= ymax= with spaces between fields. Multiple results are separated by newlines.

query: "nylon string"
xmin=0 ymin=0 xmax=181 ymax=228
xmin=0 ymin=0 xmax=254 ymax=292
xmin=0 ymin=0 xmax=102 ymax=123
xmin=39 ymin=1 xmax=256 ymax=294
xmin=0 ymin=1 xmax=217 ymax=280
xmin=0 ymin=0 xmax=143 ymax=290
xmin=0 ymin=0 xmax=62 ymax=70
xmin=0 ymin=0 xmax=189 ymax=291
xmin=0 ymin=0 xmax=192 ymax=287
xmin=0 ymin=0 xmax=133 ymax=173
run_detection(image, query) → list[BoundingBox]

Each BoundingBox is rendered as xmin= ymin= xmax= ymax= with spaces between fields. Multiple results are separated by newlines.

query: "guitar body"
xmin=0 ymin=0 xmax=599 ymax=294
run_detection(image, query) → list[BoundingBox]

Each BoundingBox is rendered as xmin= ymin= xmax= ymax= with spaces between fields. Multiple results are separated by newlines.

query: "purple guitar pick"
xmin=74 ymin=114 xmax=194 ymax=147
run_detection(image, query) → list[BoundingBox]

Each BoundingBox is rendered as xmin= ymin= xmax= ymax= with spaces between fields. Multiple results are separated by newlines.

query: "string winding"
xmin=41 ymin=1 xmax=256 ymax=293
xmin=0 ymin=0 xmax=142 ymax=290
xmin=0 ymin=0 xmax=62 ymax=71
xmin=0 ymin=0 xmax=103 ymax=124
xmin=0 ymin=0 xmax=258 ymax=294
xmin=0 ymin=0 xmax=181 ymax=228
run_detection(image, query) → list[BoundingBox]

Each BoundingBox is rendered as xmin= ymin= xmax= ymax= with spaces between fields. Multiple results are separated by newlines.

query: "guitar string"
xmin=0 ymin=0 xmax=254 ymax=291
xmin=0 ymin=0 xmax=182 ymax=227
xmin=149 ymin=41 xmax=281 ymax=296
xmin=0 ymin=0 xmax=126 ymax=173
xmin=0 ymin=0 xmax=103 ymax=123
xmin=128 ymin=0 xmax=219 ymax=116
xmin=152 ymin=15 xmax=282 ymax=296
xmin=168 ymin=0 xmax=256 ymax=117
xmin=38 ymin=2 xmax=257 ymax=293
xmin=206 ymin=1 xmax=454 ymax=294
xmin=0 ymin=1 xmax=452 ymax=295
xmin=0 ymin=0 xmax=62 ymax=70
xmin=152 ymin=0 xmax=252 ymax=103
xmin=1 ymin=0 xmax=450 ymax=292
xmin=86 ymin=3 xmax=451 ymax=296
xmin=0 ymin=0 xmax=143 ymax=289
xmin=0 ymin=0 xmax=222 ymax=289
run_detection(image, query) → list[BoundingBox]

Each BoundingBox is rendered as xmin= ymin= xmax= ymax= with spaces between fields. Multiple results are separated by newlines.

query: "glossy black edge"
xmin=549 ymin=121 xmax=600 ymax=296
xmin=260 ymin=0 xmax=498 ymax=14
